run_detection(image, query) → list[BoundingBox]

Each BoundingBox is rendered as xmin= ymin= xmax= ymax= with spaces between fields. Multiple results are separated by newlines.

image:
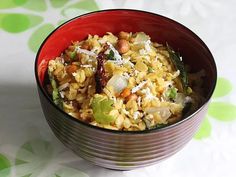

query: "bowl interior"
xmin=36 ymin=9 xmax=216 ymax=112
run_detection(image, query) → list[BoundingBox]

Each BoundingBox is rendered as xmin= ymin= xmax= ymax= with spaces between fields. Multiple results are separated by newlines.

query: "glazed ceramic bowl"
xmin=35 ymin=9 xmax=217 ymax=170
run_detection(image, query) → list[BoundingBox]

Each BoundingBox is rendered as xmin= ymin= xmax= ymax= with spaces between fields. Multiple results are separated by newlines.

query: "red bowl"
xmin=35 ymin=9 xmax=217 ymax=170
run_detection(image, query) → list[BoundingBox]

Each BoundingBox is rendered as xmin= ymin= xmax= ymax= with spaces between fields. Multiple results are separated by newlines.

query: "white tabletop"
xmin=0 ymin=0 xmax=236 ymax=177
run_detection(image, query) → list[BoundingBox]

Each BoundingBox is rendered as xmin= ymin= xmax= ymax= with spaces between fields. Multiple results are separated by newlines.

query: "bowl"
xmin=35 ymin=9 xmax=217 ymax=170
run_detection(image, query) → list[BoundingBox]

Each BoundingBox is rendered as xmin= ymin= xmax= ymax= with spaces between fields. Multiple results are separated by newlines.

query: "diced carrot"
xmin=120 ymin=88 xmax=131 ymax=98
xmin=66 ymin=65 xmax=78 ymax=75
xmin=126 ymin=93 xmax=138 ymax=101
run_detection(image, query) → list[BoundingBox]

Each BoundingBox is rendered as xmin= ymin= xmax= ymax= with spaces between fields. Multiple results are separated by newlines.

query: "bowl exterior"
xmin=38 ymin=86 xmax=208 ymax=170
xmin=35 ymin=9 xmax=216 ymax=170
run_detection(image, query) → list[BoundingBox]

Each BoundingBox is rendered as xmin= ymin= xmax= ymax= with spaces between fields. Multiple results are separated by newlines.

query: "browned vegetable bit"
xmin=118 ymin=31 xmax=130 ymax=40
xmin=95 ymin=44 xmax=109 ymax=93
xmin=117 ymin=39 xmax=130 ymax=54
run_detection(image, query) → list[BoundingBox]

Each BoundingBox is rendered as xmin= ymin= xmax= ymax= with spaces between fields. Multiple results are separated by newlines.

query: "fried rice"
xmin=46 ymin=31 xmax=204 ymax=131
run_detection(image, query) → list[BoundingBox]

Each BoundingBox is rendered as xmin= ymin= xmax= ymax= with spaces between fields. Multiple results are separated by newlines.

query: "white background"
xmin=0 ymin=0 xmax=236 ymax=177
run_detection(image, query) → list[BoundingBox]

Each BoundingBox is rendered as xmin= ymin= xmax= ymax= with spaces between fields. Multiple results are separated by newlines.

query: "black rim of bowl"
xmin=35 ymin=9 xmax=217 ymax=134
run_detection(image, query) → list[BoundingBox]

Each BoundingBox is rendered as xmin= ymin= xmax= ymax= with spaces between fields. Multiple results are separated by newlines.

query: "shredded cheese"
xmin=141 ymin=87 xmax=158 ymax=100
xmin=173 ymin=70 xmax=180 ymax=79
xmin=144 ymin=40 xmax=151 ymax=52
xmin=72 ymin=72 xmax=77 ymax=77
xmin=123 ymin=72 xmax=130 ymax=80
xmin=160 ymin=97 xmax=165 ymax=102
xmin=139 ymin=49 xmax=147 ymax=55
xmin=133 ymin=111 xmax=141 ymax=120
xmin=58 ymin=82 xmax=69 ymax=91
xmin=76 ymin=47 xmax=97 ymax=57
xmin=131 ymin=81 xmax=147 ymax=93
xmin=59 ymin=91 xmax=65 ymax=98
xmin=134 ymin=70 xmax=139 ymax=76
xmin=123 ymin=59 xmax=134 ymax=67
xmin=80 ymin=64 xmax=93 ymax=68
xmin=137 ymin=96 xmax=142 ymax=107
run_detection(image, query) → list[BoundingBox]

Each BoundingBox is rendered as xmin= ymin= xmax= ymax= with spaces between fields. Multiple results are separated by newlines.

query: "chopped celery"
xmin=91 ymin=95 xmax=115 ymax=124
xmin=69 ymin=50 xmax=77 ymax=60
xmin=148 ymin=66 xmax=154 ymax=73
xmin=48 ymin=70 xmax=63 ymax=109
xmin=166 ymin=87 xmax=177 ymax=100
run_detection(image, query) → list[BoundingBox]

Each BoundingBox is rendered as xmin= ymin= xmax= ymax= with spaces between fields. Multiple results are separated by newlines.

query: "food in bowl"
xmin=45 ymin=31 xmax=204 ymax=131
xmin=36 ymin=10 xmax=217 ymax=170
